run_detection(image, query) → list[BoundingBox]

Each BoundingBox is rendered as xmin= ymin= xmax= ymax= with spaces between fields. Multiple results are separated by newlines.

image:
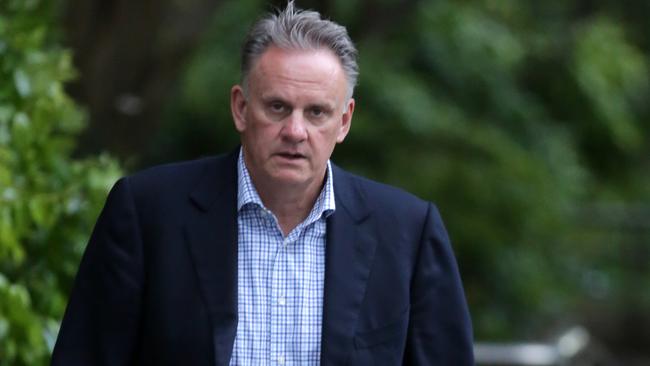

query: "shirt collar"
xmin=236 ymin=148 xmax=336 ymax=220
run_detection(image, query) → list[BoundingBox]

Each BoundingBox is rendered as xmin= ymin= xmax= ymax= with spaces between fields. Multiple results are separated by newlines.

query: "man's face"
xmin=231 ymin=46 xmax=354 ymax=190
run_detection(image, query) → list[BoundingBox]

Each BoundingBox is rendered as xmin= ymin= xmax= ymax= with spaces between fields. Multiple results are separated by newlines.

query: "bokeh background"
xmin=1 ymin=0 xmax=649 ymax=364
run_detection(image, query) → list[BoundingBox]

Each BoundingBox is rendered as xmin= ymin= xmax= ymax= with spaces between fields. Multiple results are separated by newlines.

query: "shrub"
xmin=0 ymin=2 xmax=121 ymax=365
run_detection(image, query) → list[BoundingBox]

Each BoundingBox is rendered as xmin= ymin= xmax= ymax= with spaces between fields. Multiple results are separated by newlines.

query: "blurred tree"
xmin=0 ymin=1 xmax=120 ymax=365
xmin=62 ymin=0 xmax=225 ymax=164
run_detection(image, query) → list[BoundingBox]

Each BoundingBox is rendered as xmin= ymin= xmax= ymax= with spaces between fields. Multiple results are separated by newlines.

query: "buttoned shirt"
xmin=229 ymin=149 xmax=335 ymax=366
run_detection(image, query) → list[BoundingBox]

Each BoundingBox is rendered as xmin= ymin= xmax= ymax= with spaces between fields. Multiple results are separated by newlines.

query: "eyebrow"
xmin=306 ymin=103 xmax=335 ymax=112
xmin=259 ymin=95 xmax=336 ymax=111
xmin=260 ymin=94 xmax=288 ymax=103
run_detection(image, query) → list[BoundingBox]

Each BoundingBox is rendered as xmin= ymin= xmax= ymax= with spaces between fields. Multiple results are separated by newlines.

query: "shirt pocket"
xmin=353 ymin=307 xmax=410 ymax=349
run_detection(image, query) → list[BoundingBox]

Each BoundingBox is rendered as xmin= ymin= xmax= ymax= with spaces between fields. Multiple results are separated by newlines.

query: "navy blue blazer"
xmin=51 ymin=150 xmax=474 ymax=365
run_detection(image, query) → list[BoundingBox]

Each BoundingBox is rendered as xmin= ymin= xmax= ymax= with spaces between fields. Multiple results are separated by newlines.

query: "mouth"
xmin=275 ymin=152 xmax=306 ymax=160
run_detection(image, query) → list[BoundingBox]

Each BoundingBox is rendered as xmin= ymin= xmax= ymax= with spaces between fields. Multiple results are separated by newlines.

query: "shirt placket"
xmin=269 ymin=217 xmax=298 ymax=365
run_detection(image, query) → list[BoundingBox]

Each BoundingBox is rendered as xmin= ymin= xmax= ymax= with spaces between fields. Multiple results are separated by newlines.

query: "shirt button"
xmin=278 ymin=296 xmax=286 ymax=305
xmin=278 ymin=355 xmax=285 ymax=365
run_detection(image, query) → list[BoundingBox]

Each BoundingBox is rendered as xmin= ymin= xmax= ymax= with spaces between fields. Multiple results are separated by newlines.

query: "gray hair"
xmin=241 ymin=1 xmax=359 ymax=99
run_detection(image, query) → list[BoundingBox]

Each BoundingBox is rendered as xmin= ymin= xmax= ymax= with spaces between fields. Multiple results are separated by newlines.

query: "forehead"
xmin=249 ymin=46 xmax=347 ymax=98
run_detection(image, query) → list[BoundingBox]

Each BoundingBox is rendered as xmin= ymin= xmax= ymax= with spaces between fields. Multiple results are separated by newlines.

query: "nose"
xmin=281 ymin=111 xmax=308 ymax=142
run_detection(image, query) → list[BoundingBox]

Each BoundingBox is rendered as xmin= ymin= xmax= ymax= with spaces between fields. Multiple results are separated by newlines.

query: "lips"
xmin=276 ymin=152 xmax=306 ymax=160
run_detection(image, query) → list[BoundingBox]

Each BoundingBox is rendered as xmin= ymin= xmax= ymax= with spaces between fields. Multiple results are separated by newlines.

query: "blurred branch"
xmin=355 ymin=0 xmax=421 ymax=38
xmin=576 ymin=203 xmax=650 ymax=231
xmin=475 ymin=326 xmax=620 ymax=365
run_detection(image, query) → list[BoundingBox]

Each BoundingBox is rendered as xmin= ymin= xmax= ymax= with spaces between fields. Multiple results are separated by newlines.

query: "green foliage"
xmin=573 ymin=17 xmax=648 ymax=151
xmin=158 ymin=0 xmax=650 ymax=344
xmin=343 ymin=0 xmax=650 ymax=339
xmin=0 ymin=1 xmax=121 ymax=364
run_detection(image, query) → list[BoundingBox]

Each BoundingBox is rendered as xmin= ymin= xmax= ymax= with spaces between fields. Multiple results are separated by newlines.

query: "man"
xmin=51 ymin=2 xmax=473 ymax=365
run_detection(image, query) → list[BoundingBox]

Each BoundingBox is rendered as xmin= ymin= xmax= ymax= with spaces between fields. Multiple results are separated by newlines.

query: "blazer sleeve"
xmin=403 ymin=203 xmax=474 ymax=365
xmin=51 ymin=177 xmax=144 ymax=366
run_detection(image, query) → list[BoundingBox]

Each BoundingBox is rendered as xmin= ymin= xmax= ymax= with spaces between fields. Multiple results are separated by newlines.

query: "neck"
xmin=255 ymin=176 xmax=324 ymax=236
xmin=249 ymin=168 xmax=327 ymax=236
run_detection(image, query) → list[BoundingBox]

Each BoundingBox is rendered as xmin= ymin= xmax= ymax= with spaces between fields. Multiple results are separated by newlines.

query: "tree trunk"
xmin=64 ymin=0 xmax=224 ymax=161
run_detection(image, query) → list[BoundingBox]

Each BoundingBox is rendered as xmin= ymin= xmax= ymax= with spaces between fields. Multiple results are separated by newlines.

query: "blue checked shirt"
xmin=229 ymin=150 xmax=335 ymax=366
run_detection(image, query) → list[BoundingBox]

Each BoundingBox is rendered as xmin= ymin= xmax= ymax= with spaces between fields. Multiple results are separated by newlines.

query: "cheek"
xmin=313 ymin=127 xmax=341 ymax=151
xmin=247 ymin=118 xmax=275 ymax=139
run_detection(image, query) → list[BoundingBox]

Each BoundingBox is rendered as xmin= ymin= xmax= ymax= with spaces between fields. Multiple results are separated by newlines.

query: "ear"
xmin=231 ymin=85 xmax=248 ymax=132
xmin=336 ymin=98 xmax=355 ymax=143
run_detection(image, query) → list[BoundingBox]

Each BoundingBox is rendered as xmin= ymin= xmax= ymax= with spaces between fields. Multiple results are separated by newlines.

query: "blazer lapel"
xmin=321 ymin=166 xmax=376 ymax=365
xmin=185 ymin=151 xmax=239 ymax=366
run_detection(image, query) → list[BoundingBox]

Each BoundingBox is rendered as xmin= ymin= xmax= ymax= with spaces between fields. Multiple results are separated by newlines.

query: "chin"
xmin=269 ymin=170 xmax=310 ymax=186
xmin=274 ymin=175 xmax=309 ymax=186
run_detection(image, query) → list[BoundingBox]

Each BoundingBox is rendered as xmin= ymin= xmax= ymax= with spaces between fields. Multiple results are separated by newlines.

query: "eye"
xmin=269 ymin=102 xmax=286 ymax=113
xmin=308 ymin=106 xmax=329 ymax=119
xmin=311 ymin=107 xmax=323 ymax=116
